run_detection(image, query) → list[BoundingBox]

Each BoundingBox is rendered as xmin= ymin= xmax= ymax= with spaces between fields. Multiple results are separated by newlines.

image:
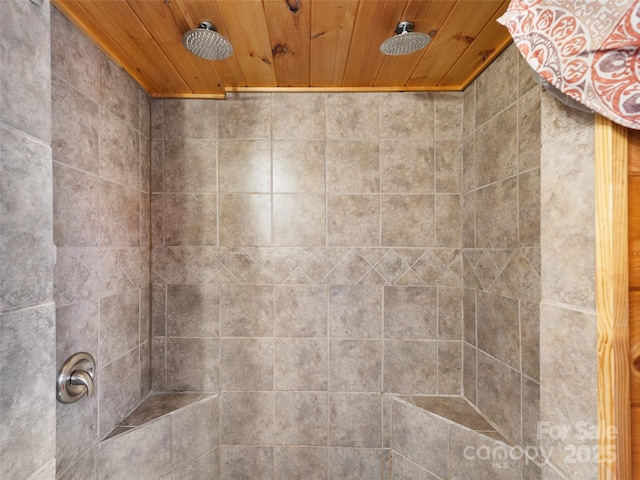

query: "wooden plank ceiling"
xmin=52 ymin=0 xmax=512 ymax=98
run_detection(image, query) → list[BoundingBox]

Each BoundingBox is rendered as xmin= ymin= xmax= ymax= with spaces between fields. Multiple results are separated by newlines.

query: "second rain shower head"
xmin=380 ymin=21 xmax=432 ymax=56
xmin=182 ymin=22 xmax=233 ymax=61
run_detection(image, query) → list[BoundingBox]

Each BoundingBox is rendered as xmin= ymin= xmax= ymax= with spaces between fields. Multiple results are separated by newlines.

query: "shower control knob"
xmin=56 ymin=352 xmax=96 ymax=404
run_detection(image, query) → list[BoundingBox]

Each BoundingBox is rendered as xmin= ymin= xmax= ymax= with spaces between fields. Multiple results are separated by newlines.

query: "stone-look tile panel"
xmin=392 ymin=452 xmax=439 ymax=480
xmin=100 ymin=180 xmax=140 ymax=247
xmin=97 ymin=416 xmax=171 ymax=480
xmin=541 ymin=125 xmax=595 ymax=309
xmin=51 ymin=8 xmax=100 ymax=102
xmin=436 ymin=140 xmax=462 ymax=193
xmin=274 ymin=447 xmax=327 ymax=480
xmin=273 ymin=194 xmax=326 ymax=246
xmin=518 ymin=87 xmax=542 ymax=172
xmin=0 ymin=127 xmax=54 ymax=312
xmin=53 ymin=161 xmax=99 ymax=247
xmin=475 ymin=178 xmax=518 ymax=249
xmin=384 ymin=340 xmax=437 ymax=394
xmin=326 ymin=140 xmax=380 ymax=193
xmin=435 ymin=194 xmax=462 ymax=247
xmin=273 ymin=140 xmax=325 ymax=193
xmin=392 ymin=399 xmax=448 ymax=479
xmin=462 ymin=191 xmax=475 ymax=248
xmin=518 ymin=53 xmax=538 ymax=97
xmin=171 ymin=449 xmax=219 ymax=480
xmin=99 ymin=290 xmax=139 ymax=366
xmin=540 ymin=304 xmax=597 ymax=480
xmin=220 ymin=446 xmax=273 ymax=480
xmin=522 ymin=376 xmax=540 ymax=451
xmin=274 ymin=338 xmax=328 ymax=391
xmin=151 ymin=99 xmax=164 ymax=139
xmin=98 ymin=348 xmax=141 ymax=438
xmin=328 ymin=195 xmax=380 ymax=247
xmin=438 ymin=341 xmax=462 ymax=394
xmin=0 ymin=305 xmax=55 ymax=480
xmin=329 ymin=393 xmax=382 ymax=447
xmin=164 ymin=98 xmax=217 ymax=140
xmin=329 ymin=285 xmax=382 ymax=339
xmin=475 ymin=105 xmax=517 ymax=188
xmin=463 ymin=288 xmax=476 ymax=345
xmin=327 ymin=93 xmax=380 ymax=139
xmin=51 ymin=75 xmax=99 ymax=174
xmin=0 ymin=0 xmax=51 ymax=142
xmin=139 ymin=89 xmax=151 ymax=137
xmin=475 ymin=44 xmax=519 ymax=127
xmin=164 ymin=139 xmax=217 ymax=193
xmin=274 ymin=285 xmax=327 ymax=337
xmin=521 ymin=300 xmax=540 ymax=382
xmin=166 ymin=337 xmax=218 ymax=391
xmin=220 ymin=284 xmax=271 ymax=337
xmin=164 ymin=194 xmax=217 ymax=246
xmin=462 ymin=82 xmax=475 ymax=139
xmin=381 ymin=195 xmax=434 ymax=247
xmin=540 ymin=91 xmax=594 ymax=145
xmin=381 ymin=92 xmax=434 ymax=140
xmin=220 ymin=338 xmax=273 ymax=391
xmin=463 ymin=343 xmax=477 ymax=404
xmin=380 ymin=140 xmax=434 ymax=193
xmin=99 ymin=55 xmax=139 ymax=130
xmin=167 ymin=284 xmax=219 ymax=337
xmin=384 ymin=286 xmax=437 ymax=339
xmin=328 ymin=448 xmax=387 ymax=480
xmin=438 ymin=287 xmax=462 ymax=340
xmin=476 ymin=292 xmax=520 ymax=370
xmin=58 ymin=448 xmax=96 ymax=480
xmin=219 ymin=194 xmax=270 ymax=246
xmin=477 ymin=351 xmax=522 ymax=445
xmin=434 ymin=92 xmax=463 ymax=140
xmin=276 ymin=392 xmax=328 ymax=446
xmin=329 ymin=339 xmax=382 ymax=392
xmin=218 ymin=139 xmax=270 ymax=193
xmin=520 ymin=168 xmax=541 ymax=248
xmin=448 ymin=427 xmax=522 ymax=480
xmin=151 ymin=139 xmax=164 ymax=193
xmin=462 ymin=135 xmax=475 ymax=194
xmin=171 ymin=397 xmax=218 ymax=469
xmin=99 ymin=109 xmax=140 ymax=189
xmin=218 ymin=93 xmax=271 ymax=139
xmin=272 ymin=93 xmax=325 ymax=139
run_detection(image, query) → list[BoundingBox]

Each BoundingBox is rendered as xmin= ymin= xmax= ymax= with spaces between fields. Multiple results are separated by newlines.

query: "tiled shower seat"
xmin=97 ymin=393 xmax=219 ymax=480
xmin=391 ymin=396 xmax=523 ymax=480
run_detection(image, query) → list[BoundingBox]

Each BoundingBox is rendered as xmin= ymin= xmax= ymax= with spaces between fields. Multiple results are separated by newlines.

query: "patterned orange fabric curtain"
xmin=498 ymin=0 xmax=640 ymax=130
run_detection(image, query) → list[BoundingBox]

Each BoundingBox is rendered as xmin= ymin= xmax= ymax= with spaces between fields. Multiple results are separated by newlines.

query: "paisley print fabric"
xmin=498 ymin=0 xmax=640 ymax=129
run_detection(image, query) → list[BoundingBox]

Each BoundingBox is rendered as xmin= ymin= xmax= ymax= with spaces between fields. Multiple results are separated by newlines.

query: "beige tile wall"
xmin=539 ymin=87 xmax=596 ymax=480
xmin=51 ymin=7 xmax=151 ymax=479
xmin=151 ymin=90 xmax=464 ymax=478
xmin=462 ymin=44 xmax=542 ymax=455
xmin=0 ymin=1 xmax=56 ymax=479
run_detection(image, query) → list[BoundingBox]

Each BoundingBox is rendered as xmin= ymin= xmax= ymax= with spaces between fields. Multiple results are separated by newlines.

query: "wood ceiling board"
xmin=53 ymin=0 xmax=159 ymax=93
xmin=180 ymin=0 xmax=247 ymax=88
xmin=215 ymin=0 xmax=278 ymax=86
xmin=263 ymin=0 xmax=311 ymax=87
xmin=310 ymin=0 xmax=359 ymax=86
xmin=437 ymin=0 xmax=511 ymax=87
xmin=61 ymin=0 xmax=191 ymax=94
xmin=125 ymin=0 xmax=224 ymax=95
xmin=342 ymin=0 xmax=409 ymax=87
xmin=406 ymin=0 xmax=504 ymax=87
xmin=374 ymin=0 xmax=456 ymax=87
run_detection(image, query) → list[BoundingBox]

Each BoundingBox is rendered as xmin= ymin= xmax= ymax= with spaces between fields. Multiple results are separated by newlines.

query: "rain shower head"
xmin=182 ymin=22 xmax=233 ymax=61
xmin=380 ymin=21 xmax=432 ymax=56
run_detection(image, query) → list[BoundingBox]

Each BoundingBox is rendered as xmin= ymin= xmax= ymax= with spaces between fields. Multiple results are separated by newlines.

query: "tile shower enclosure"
xmin=49 ymin=6 xmax=553 ymax=479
